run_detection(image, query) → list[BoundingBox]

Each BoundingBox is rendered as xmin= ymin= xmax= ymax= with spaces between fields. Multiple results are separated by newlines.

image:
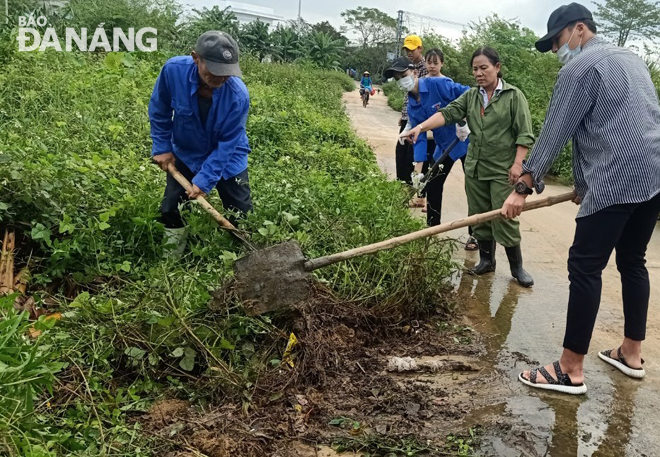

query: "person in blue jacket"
xmin=384 ymin=54 xmax=476 ymax=249
xmin=149 ymin=31 xmax=252 ymax=258
xmin=359 ymin=71 xmax=373 ymax=102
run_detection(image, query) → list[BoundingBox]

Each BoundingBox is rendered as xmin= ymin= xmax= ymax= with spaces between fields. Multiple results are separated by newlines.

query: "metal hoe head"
xmin=232 ymin=241 xmax=314 ymax=315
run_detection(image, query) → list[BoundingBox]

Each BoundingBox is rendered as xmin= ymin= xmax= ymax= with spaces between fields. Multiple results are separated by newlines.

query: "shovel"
xmin=233 ymin=191 xmax=577 ymax=315
xmin=166 ymin=163 xmax=256 ymax=250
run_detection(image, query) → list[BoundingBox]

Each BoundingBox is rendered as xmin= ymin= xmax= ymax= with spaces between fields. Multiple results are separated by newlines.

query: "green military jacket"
xmin=440 ymin=80 xmax=535 ymax=180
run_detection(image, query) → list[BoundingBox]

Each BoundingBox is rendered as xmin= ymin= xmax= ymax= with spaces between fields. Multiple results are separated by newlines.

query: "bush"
xmin=0 ymin=52 xmax=454 ymax=454
xmin=382 ymin=80 xmax=404 ymax=113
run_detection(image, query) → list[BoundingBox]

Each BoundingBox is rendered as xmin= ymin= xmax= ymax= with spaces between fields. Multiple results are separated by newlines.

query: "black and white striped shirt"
xmin=523 ymin=37 xmax=660 ymax=217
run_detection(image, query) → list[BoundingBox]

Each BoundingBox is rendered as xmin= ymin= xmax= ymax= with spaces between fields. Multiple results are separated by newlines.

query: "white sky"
xmin=184 ymin=0 xmax=591 ymax=41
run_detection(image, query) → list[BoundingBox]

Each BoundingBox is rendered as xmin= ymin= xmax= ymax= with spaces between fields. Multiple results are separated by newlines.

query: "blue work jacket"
xmin=407 ymin=77 xmax=470 ymax=163
xmin=149 ymin=56 xmax=251 ymax=193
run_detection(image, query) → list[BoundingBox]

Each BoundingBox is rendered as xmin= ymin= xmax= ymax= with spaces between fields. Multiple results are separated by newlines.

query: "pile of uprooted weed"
xmin=136 ymin=288 xmax=479 ymax=457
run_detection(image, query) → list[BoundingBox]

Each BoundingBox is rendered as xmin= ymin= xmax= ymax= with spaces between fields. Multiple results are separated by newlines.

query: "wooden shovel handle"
xmin=167 ymin=163 xmax=237 ymax=231
xmin=304 ymin=191 xmax=577 ymax=271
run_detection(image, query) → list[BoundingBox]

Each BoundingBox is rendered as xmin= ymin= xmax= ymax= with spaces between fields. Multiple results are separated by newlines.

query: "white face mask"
xmin=557 ymin=27 xmax=583 ymax=65
xmin=397 ymin=74 xmax=416 ymax=92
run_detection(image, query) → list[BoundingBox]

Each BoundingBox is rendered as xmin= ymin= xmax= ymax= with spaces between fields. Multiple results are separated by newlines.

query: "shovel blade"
xmin=233 ymin=241 xmax=313 ymax=315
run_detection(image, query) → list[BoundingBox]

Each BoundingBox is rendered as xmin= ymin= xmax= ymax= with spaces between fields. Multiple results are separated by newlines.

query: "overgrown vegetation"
xmin=0 ymin=41 xmax=455 ymax=456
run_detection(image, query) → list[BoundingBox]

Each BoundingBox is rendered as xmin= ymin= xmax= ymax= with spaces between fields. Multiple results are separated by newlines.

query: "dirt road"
xmin=344 ymin=87 xmax=660 ymax=456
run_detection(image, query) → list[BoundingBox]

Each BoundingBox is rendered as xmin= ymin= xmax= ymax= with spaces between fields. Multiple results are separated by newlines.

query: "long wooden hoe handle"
xmin=167 ymin=163 xmax=237 ymax=231
xmin=304 ymin=191 xmax=577 ymax=271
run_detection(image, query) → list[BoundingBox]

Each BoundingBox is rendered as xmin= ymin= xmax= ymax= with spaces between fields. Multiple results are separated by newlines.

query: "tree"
xmin=271 ymin=25 xmax=301 ymax=63
xmin=179 ymin=6 xmax=239 ymax=52
xmin=311 ymin=20 xmax=348 ymax=45
xmin=419 ymin=33 xmax=468 ymax=84
xmin=239 ymin=20 xmax=272 ymax=61
xmin=342 ymin=45 xmax=389 ymax=82
xmin=54 ymin=0 xmax=182 ymax=52
xmin=304 ymin=31 xmax=345 ymax=69
xmin=594 ymin=0 xmax=660 ymax=47
xmin=340 ymin=7 xmax=396 ymax=48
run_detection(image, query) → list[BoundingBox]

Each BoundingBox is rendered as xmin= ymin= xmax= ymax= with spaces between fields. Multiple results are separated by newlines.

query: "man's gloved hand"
xmin=411 ymin=172 xmax=425 ymax=192
xmin=398 ymin=121 xmax=412 ymax=145
xmin=456 ymin=122 xmax=470 ymax=142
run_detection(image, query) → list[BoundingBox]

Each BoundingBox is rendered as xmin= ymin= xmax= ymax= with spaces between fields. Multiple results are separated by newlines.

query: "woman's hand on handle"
xmin=401 ymin=126 xmax=422 ymax=144
xmin=501 ymin=191 xmax=527 ymax=219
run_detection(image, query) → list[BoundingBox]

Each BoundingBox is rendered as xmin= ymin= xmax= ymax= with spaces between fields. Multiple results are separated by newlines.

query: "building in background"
xmin=214 ymin=1 xmax=284 ymax=26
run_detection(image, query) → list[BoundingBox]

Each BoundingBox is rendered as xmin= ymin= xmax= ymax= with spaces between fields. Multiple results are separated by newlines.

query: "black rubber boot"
xmin=505 ymin=245 xmax=534 ymax=287
xmin=471 ymin=240 xmax=496 ymax=275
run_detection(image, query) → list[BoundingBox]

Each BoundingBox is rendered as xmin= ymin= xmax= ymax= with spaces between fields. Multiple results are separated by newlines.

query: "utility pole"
xmin=395 ymin=10 xmax=404 ymax=58
xmin=297 ymin=0 xmax=302 ymax=29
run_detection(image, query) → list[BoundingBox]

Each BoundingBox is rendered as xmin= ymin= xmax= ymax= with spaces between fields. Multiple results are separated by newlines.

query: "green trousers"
xmin=465 ymin=174 xmax=521 ymax=247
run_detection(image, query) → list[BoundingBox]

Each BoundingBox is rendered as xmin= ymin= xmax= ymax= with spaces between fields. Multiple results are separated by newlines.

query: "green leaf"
xmin=0 ymin=202 xmax=9 ymax=211
xmin=31 ymin=223 xmax=51 ymax=243
xmin=69 ymin=292 xmax=90 ymax=308
xmin=98 ymin=222 xmax=111 ymax=231
xmin=179 ymin=347 xmax=196 ymax=371
xmin=171 ymin=347 xmax=184 ymax=358
xmin=121 ymin=53 xmax=135 ymax=67
xmin=104 ymin=52 xmax=123 ymax=70
xmin=219 ymin=339 xmax=235 ymax=350
xmin=158 ymin=317 xmax=175 ymax=327
xmin=149 ymin=353 xmax=160 ymax=366
xmin=125 ymin=347 xmax=146 ymax=359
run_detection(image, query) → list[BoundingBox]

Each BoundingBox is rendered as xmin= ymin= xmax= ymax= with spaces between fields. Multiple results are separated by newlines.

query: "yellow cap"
xmin=402 ymin=35 xmax=422 ymax=50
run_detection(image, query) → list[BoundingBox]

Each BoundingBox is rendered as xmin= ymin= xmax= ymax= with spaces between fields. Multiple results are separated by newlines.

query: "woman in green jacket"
xmin=402 ymin=47 xmax=535 ymax=287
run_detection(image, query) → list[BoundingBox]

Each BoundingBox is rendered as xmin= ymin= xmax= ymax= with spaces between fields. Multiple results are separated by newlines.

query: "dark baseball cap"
xmin=383 ymin=56 xmax=413 ymax=79
xmin=535 ymin=3 xmax=593 ymax=53
xmin=195 ymin=31 xmax=242 ymax=77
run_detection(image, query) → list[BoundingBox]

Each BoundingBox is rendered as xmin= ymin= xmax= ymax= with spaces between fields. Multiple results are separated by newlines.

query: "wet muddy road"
xmin=344 ymin=87 xmax=660 ymax=456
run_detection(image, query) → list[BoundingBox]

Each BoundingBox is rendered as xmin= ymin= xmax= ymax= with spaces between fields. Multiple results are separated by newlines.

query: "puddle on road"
xmin=448 ymin=252 xmax=657 ymax=457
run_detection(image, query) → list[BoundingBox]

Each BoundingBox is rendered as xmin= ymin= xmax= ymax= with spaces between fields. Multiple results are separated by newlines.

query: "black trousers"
xmin=564 ymin=193 xmax=660 ymax=354
xmin=160 ymin=160 xmax=253 ymax=229
xmin=395 ymin=123 xmax=414 ymax=185
xmin=425 ymin=153 xmax=468 ymax=227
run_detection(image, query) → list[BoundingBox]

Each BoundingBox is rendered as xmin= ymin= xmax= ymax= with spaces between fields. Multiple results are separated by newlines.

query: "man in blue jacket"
xmin=149 ymin=31 xmax=252 ymax=257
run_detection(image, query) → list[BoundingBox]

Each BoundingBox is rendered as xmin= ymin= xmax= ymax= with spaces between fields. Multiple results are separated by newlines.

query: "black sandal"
xmin=518 ymin=361 xmax=587 ymax=395
xmin=465 ymin=237 xmax=478 ymax=251
xmin=598 ymin=347 xmax=646 ymax=379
